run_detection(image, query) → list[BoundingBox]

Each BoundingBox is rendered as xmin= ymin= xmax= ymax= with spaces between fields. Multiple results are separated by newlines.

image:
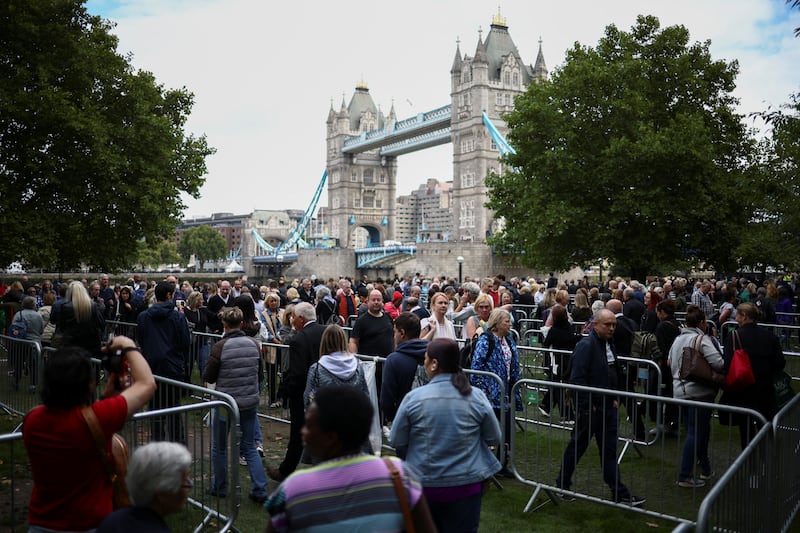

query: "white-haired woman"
xmin=469 ymin=308 xmax=521 ymax=477
xmin=97 ymin=442 xmax=192 ymax=532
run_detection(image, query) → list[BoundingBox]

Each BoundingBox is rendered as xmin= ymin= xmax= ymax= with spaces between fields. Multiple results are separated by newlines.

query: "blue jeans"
xmin=253 ymin=380 xmax=264 ymax=445
xmin=212 ymin=406 xmax=267 ymax=498
xmin=680 ymin=404 xmax=712 ymax=480
xmin=556 ymin=405 xmax=630 ymax=500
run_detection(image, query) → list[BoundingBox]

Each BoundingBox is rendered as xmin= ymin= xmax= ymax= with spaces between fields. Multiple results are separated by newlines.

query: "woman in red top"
xmin=23 ymin=337 xmax=156 ymax=532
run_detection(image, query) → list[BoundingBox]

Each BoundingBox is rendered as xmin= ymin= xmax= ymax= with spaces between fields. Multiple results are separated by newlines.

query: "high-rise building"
xmin=396 ymin=178 xmax=454 ymax=243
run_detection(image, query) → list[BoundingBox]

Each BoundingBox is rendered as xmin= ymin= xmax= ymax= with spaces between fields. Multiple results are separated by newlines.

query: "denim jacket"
xmin=470 ymin=333 xmax=523 ymax=411
xmin=389 ymin=374 xmax=502 ymax=487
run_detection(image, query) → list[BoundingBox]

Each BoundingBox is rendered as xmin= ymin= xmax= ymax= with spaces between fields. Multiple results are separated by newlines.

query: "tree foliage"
xmin=178 ymin=225 xmax=227 ymax=270
xmin=486 ymin=15 xmax=754 ymax=280
xmin=0 ymin=1 xmax=214 ymax=272
xmin=737 ymin=92 xmax=800 ymax=272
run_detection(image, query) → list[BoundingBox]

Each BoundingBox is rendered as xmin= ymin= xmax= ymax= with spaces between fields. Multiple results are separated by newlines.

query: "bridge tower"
xmin=450 ymin=11 xmax=547 ymax=241
xmin=326 ymin=82 xmax=398 ymax=248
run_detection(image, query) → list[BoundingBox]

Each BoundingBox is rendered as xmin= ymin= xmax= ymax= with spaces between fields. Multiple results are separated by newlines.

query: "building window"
xmin=351 ymin=171 xmax=358 ymax=182
xmin=490 ymin=140 xmax=497 ymax=151
xmin=461 ymin=172 xmax=475 ymax=188
xmin=330 ymin=169 xmax=339 ymax=184
xmin=460 ymin=137 xmax=474 ymax=153
xmin=379 ymin=173 xmax=386 ymax=183
xmin=496 ymin=93 xmax=503 ymax=106
xmin=375 ymin=197 xmax=383 ymax=209
xmin=459 ymin=200 xmax=475 ymax=229
xmin=333 ymin=197 xmax=340 ymax=209
xmin=363 ymin=168 xmax=374 ymax=185
xmin=505 ymin=94 xmax=512 ymax=105
xmin=353 ymin=198 xmax=361 ymax=208
xmin=512 ymin=70 xmax=519 ymax=86
xmin=363 ymin=192 xmax=375 ymax=208
xmin=503 ymin=70 xmax=511 ymax=85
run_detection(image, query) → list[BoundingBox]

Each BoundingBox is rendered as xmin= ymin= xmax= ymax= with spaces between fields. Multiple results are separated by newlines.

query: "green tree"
xmin=158 ymin=240 xmax=182 ymax=268
xmin=486 ymin=15 xmax=754 ymax=280
xmin=737 ymin=92 xmax=800 ymax=273
xmin=0 ymin=1 xmax=214 ymax=272
xmin=178 ymin=225 xmax=227 ymax=271
xmin=135 ymin=240 xmax=161 ymax=272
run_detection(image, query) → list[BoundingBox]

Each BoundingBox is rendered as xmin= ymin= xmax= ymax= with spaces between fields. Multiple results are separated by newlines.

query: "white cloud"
xmin=85 ymin=0 xmax=800 ymax=218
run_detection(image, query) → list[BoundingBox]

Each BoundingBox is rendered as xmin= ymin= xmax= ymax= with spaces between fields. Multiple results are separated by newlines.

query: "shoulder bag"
xmin=81 ymin=406 xmax=130 ymax=509
xmin=725 ymin=331 xmax=755 ymax=392
xmin=383 ymin=456 xmax=415 ymax=533
xmin=679 ymin=334 xmax=725 ymax=387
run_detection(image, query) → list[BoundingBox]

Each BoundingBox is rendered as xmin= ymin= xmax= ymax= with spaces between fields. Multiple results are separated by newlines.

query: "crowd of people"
xmin=2 ymin=270 xmax=797 ymax=531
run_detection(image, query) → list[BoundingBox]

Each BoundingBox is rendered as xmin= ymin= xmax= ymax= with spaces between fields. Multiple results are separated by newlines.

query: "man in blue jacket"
xmin=380 ymin=312 xmax=428 ymax=424
xmin=137 ymin=281 xmax=191 ymax=443
xmin=555 ymin=308 xmax=645 ymax=506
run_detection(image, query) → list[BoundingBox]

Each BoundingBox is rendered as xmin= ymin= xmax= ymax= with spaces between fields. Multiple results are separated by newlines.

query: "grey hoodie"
xmin=303 ymin=352 xmax=368 ymax=408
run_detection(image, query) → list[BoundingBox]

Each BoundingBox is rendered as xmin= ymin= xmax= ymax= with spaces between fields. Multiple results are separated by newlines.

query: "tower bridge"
xmin=250 ymin=11 xmax=547 ymax=276
xmin=325 ymin=11 xmax=546 ymax=250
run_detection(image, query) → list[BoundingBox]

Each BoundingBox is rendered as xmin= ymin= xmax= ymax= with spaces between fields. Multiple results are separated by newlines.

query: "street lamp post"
xmin=457 ymin=256 xmax=464 ymax=285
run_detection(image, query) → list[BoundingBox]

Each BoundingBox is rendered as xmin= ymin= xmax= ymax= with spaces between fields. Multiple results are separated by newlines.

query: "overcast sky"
xmin=84 ymin=0 xmax=800 ymax=219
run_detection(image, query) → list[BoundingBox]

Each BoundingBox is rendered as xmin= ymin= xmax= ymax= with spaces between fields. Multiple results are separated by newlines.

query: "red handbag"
xmin=725 ymin=331 xmax=755 ymax=392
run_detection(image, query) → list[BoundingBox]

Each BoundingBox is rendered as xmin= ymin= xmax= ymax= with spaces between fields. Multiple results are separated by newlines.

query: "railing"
xmin=510 ymin=379 xmax=769 ymax=527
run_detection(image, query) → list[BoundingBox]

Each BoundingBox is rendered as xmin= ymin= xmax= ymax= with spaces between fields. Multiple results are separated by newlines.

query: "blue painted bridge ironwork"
xmin=342 ymin=105 xmax=451 ymax=156
xmin=355 ymin=244 xmax=416 ymax=268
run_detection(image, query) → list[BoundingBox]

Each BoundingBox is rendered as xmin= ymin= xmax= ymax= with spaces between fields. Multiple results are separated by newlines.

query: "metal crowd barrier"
xmin=0 ymin=334 xmax=46 ymax=421
xmin=694 ymin=423 xmax=774 ymax=532
xmin=0 ymin=431 xmax=25 ymax=529
xmin=0 ymin=371 xmax=244 ymax=532
xmin=767 ymin=392 xmax=800 ymax=532
xmin=128 ymin=376 xmax=243 ymax=533
xmin=509 ymin=379 xmax=768 ymax=527
xmin=513 ymin=349 xmax=665 ymax=451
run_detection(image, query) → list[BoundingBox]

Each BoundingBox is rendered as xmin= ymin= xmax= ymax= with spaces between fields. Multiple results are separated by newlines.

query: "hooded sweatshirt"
xmin=303 ymin=351 xmax=368 ymax=408
xmin=380 ymin=339 xmax=429 ymax=423
xmin=136 ymin=300 xmax=191 ymax=380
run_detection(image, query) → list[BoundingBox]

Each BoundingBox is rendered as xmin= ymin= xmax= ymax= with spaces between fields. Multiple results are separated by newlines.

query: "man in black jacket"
xmin=380 ymin=313 xmax=428 ymax=424
xmin=268 ymin=302 xmax=327 ymax=481
xmin=136 ymin=281 xmax=191 ymax=443
xmin=555 ymin=309 xmax=645 ymax=506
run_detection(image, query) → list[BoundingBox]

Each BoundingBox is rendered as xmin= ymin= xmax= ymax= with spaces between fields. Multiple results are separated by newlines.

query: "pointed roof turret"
xmin=338 ymin=94 xmax=348 ymax=117
xmin=450 ymin=38 xmax=463 ymax=73
xmin=327 ymin=98 xmax=336 ymax=123
xmin=532 ymin=37 xmax=548 ymax=80
xmin=474 ymin=28 xmax=487 ymax=64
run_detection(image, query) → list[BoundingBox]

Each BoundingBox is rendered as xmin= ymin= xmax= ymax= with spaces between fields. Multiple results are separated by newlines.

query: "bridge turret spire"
xmin=327 ymin=98 xmax=336 ymax=124
xmin=474 ymin=29 xmax=488 ymax=63
xmin=491 ymin=6 xmax=507 ymax=29
xmin=532 ymin=37 xmax=548 ymax=80
xmin=450 ymin=38 xmax=463 ymax=74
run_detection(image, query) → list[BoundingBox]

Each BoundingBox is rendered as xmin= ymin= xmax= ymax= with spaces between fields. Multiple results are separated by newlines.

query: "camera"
xmin=101 ymin=349 xmax=126 ymax=374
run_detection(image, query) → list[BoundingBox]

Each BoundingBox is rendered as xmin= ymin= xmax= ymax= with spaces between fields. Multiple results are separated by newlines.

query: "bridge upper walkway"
xmin=341 ymin=105 xmax=451 ymax=156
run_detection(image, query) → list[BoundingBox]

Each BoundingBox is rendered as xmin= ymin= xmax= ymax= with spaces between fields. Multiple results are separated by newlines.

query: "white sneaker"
xmin=239 ymin=456 xmax=247 ymax=466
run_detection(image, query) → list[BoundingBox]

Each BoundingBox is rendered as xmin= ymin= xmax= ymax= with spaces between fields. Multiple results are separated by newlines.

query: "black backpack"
xmin=630 ymin=331 xmax=661 ymax=362
xmin=459 ymin=331 xmax=494 ymax=370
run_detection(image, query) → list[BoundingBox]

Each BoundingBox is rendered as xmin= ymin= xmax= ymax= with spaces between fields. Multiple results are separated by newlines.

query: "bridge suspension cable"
xmin=250 ymin=170 xmax=326 ymax=257
xmin=482 ymin=111 xmax=516 ymax=156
